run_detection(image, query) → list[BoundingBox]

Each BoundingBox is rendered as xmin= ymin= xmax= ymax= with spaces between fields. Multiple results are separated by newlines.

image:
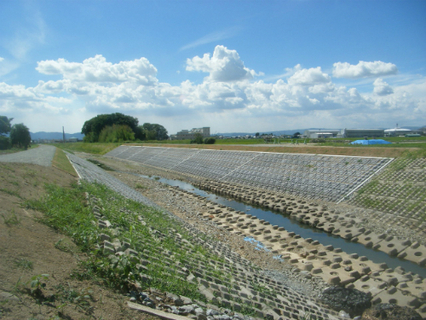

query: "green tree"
xmin=10 ymin=123 xmax=31 ymax=149
xmin=134 ymin=126 xmax=146 ymax=141
xmin=81 ymin=113 xmax=139 ymax=142
xmin=0 ymin=116 xmax=13 ymax=136
xmin=191 ymin=133 xmax=204 ymax=144
xmin=0 ymin=116 xmax=13 ymax=150
xmin=204 ymin=137 xmax=216 ymax=144
xmin=142 ymin=123 xmax=168 ymax=140
xmin=98 ymin=124 xmax=135 ymax=143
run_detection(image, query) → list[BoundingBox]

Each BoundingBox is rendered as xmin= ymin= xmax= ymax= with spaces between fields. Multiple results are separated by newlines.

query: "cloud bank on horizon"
xmin=1 ymin=45 xmax=425 ymax=134
xmin=0 ymin=1 xmax=425 ymax=134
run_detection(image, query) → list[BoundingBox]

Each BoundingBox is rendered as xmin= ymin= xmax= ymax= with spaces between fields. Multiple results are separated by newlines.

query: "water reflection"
xmin=140 ymin=174 xmax=426 ymax=277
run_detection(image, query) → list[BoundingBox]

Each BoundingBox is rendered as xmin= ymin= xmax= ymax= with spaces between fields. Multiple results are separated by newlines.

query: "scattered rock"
xmin=361 ymin=303 xmax=422 ymax=320
xmin=319 ymin=286 xmax=372 ymax=317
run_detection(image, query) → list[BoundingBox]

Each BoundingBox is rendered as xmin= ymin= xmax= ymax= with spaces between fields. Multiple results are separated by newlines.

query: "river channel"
xmin=140 ymin=174 xmax=426 ymax=278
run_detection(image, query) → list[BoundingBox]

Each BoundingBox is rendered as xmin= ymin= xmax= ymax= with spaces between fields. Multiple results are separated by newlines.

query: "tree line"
xmin=0 ymin=116 xmax=31 ymax=150
xmin=81 ymin=113 xmax=168 ymax=143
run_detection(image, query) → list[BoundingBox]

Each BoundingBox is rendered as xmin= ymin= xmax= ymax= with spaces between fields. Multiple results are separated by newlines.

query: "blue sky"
xmin=1 ymin=0 xmax=425 ymax=135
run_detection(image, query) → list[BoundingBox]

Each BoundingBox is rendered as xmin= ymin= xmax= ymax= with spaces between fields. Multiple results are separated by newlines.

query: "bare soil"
xmin=0 ymin=163 xmax=158 ymax=320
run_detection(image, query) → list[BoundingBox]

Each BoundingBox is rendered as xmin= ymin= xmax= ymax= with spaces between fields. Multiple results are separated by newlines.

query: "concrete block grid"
xmin=347 ymin=158 xmax=426 ymax=233
xmin=105 ymin=146 xmax=391 ymax=203
xmin=106 ymin=147 xmax=426 ymax=261
xmin=198 ymin=180 xmax=426 ymax=268
xmin=68 ymin=152 xmax=342 ymax=319
xmin=174 ymin=187 xmax=426 ymax=318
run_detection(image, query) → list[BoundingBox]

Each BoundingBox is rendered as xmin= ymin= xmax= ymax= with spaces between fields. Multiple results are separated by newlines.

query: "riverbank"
xmin=82 ymin=152 xmax=426 ymax=318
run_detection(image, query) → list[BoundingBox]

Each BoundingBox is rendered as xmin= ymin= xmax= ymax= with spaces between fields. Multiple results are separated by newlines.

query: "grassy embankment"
xmin=26 ymin=182 xmax=214 ymax=301
xmin=53 ymin=139 xmax=426 ymax=224
xmin=52 ymin=148 xmax=78 ymax=177
xmin=24 ymin=177 xmax=263 ymax=314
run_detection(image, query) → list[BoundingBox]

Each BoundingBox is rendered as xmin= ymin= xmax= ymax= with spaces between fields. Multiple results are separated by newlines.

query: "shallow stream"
xmin=141 ymin=174 xmax=426 ymax=278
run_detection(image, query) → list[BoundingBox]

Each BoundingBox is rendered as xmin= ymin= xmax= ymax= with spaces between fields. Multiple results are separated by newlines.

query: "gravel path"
xmin=0 ymin=145 xmax=56 ymax=166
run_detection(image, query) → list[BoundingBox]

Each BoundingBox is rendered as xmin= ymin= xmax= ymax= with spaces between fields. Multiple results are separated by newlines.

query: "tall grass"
xmin=52 ymin=148 xmax=78 ymax=176
xmin=53 ymin=142 xmax=122 ymax=155
xmin=25 ymin=181 xmax=217 ymax=301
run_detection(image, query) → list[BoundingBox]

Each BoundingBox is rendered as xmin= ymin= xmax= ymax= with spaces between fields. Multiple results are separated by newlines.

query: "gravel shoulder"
xmin=0 ymin=145 xmax=56 ymax=166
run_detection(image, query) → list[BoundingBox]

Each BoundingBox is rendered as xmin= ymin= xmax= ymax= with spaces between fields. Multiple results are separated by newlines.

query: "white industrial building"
xmin=303 ymin=129 xmax=340 ymax=138
xmin=384 ymin=127 xmax=412 ymax=137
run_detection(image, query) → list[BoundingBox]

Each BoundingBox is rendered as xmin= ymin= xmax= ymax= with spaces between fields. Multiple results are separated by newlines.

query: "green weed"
xmin=15 ymin=258 xmax=33 ymax=270
xmin=54 ymin=238 xmax=76 ymax=253
xmin=0 ymin=188 xmax=21 ymax=198
xmin=135 ymin=183 xmax=147 ymax=190
xmin=29 ymin=274 xmax=49 ymax=295
xmin=2 ymin=210 xmax=21 ymax=226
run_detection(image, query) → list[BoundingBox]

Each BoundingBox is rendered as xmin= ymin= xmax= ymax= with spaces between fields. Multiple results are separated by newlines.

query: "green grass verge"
xmin=24 ymin=181 xmax=232 ymax=304
xmin=52 ymin=148 xmax=78 ymax=176
xmin=53 ymin=142 xmax=122 ymax=155
xmin=0 ymin=144 xmax=40 ymax=155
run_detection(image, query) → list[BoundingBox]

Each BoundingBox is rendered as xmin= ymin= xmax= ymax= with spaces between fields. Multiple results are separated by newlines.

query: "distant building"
xmin=384 ymin=127 xmax=412 ymax=137
xmin=171 ymin=127 xmax=210 ymax=140
xmin=340 ymin=129 xmax=384 ymax=138
xmin=303 ymin=129 xmax=340 ymax=139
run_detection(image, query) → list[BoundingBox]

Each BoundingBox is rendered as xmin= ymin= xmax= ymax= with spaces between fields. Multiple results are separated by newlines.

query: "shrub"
xmin=204 ymin=137 xmax=216 ymax=144
xmin=0 ymin=136 xmax=11 ymax=150
xmin=98 ymin=124 xmax=135 ymax=143
xmin=190 ymin=133 xmax=204 ymax=144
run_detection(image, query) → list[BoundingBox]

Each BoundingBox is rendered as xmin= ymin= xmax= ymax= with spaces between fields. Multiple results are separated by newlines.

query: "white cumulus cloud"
xmin=287 ymin=66 xmax=331 ymax=86
xmin=186 ymin=45 xmax=258 ymax=82
xmin=373 ymin=78 xmax=394 ymax=96
xmin=2 ymin=47 xmax=425 ymax=134
xmin=36 ymin=55 xmax=158 ymax=85
xmin=333 ymin=61 xmax=398 ymax=78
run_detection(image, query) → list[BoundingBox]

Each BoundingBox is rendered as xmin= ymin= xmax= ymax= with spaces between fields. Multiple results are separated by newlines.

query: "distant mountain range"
xmin=30 ymin=131 xmax=85 ymax=140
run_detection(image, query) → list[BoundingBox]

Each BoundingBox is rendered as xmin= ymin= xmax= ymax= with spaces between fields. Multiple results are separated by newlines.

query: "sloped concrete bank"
xmin=99 ymin=146 xmax=426 ymax=318
xmin=68 ymin=153 xmax=346 ymax=320
xmin=195 ymin=180 xmax=426 ymax=268
xmin=105 ymin=145 xmax=392 ymax=203
xmin=164 ymin=186 xmax=426 ymax=317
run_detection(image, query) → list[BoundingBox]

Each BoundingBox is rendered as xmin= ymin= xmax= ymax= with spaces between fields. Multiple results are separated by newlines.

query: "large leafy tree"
xmin=142 ymin=123 xmax=168 ymax=141
xmin=81 ymin=113 xmax=139 ymax=142
xmin=0 ymin=116 xmax=13 ymax=136
xmin=10 ymin=123 xmax=31 ymax=149
xmin=98 ymin=124 xmax=135 ymax=143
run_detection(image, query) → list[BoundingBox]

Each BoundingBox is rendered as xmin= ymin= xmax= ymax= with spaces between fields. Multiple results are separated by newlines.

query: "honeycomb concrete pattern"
xmin=105 ymin=146 xmax=391 ymax=202
xmin=71 ymin=149 xmax=426 ymax=318
xmin=67 ymin=152 xmax=343 ymax=320
xmin=169 ymin=187 xmax=426 ymax=318
xmin=197 ymin=181 xmax=426 ymax=268
xmin=105 ymin=146 xmax=426 ymax=266
xmin=347 ymin=158 xmax=426 ymax=232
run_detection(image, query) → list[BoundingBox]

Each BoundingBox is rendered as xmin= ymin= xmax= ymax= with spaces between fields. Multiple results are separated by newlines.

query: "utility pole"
xmin=62 ymin=126 xmax=65 ymax=142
